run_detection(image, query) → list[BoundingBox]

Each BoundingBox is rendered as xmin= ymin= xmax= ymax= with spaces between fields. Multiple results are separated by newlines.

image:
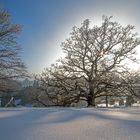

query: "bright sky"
xmin=0 ymin=0 xmax=140 ymax=73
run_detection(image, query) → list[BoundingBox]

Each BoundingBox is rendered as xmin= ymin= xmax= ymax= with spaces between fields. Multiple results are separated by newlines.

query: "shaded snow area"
xmin=0 ymin=108 xmax=140 ymax=140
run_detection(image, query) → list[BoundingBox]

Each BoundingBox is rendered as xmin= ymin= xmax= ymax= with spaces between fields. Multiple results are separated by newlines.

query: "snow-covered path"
xmin=0 ymin=108 xmax=140 ymax=140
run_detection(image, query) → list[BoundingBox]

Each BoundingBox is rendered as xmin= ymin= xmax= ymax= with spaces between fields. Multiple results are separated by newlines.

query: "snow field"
xmin=0 ymin=107 xmax=140 ymax=140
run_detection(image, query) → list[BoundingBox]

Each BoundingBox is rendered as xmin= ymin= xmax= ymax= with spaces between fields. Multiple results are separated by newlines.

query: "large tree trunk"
xmin=87 ymin=96 xmax=96 ymax=107
xmin=87 ymin=88 xmax=96 ymax=107
xmin=87 ymin=94 xmax=93 ymax=106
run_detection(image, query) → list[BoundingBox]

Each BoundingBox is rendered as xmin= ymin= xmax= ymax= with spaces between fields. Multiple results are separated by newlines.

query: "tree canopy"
xmin=38 ymin=16 xmax=140 ymax=106
xmin=0 ymin=8 xmax=27 ymax=93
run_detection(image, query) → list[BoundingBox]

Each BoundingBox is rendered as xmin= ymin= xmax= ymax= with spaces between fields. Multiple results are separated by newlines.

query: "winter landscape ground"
xmin=0 ymin=107 xmax=140 ymax=140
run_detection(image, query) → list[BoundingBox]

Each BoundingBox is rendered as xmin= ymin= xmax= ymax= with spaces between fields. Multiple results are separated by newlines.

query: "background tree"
xmin=122 ymin=71 xmax=140 ymax=102
xmin=0 ymin=8 xmax=27 ymax=93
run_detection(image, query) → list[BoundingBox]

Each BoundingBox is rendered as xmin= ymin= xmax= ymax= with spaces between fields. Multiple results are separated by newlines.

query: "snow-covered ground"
xmin=0 ymin=107 xmax=140 ymax=140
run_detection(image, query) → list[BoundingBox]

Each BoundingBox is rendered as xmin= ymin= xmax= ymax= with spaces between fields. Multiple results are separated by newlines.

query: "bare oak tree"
xmin=60 ymin=16 xmax=140 ymax=106
xmin=38 ymin=16 xmax=140 ymax=107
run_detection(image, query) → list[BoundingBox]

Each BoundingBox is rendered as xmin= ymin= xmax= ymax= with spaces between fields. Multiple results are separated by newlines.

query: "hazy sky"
xmin=0 ymin=0 xmax=140 ymax=73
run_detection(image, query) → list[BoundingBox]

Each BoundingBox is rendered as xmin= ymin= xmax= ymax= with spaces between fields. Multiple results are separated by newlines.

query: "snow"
xmin=0 ymin=107 xmax=140 ymax=140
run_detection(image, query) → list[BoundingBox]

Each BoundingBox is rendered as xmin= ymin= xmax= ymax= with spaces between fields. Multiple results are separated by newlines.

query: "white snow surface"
xmin=0 ymin=107 xmax=140 ymax=140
